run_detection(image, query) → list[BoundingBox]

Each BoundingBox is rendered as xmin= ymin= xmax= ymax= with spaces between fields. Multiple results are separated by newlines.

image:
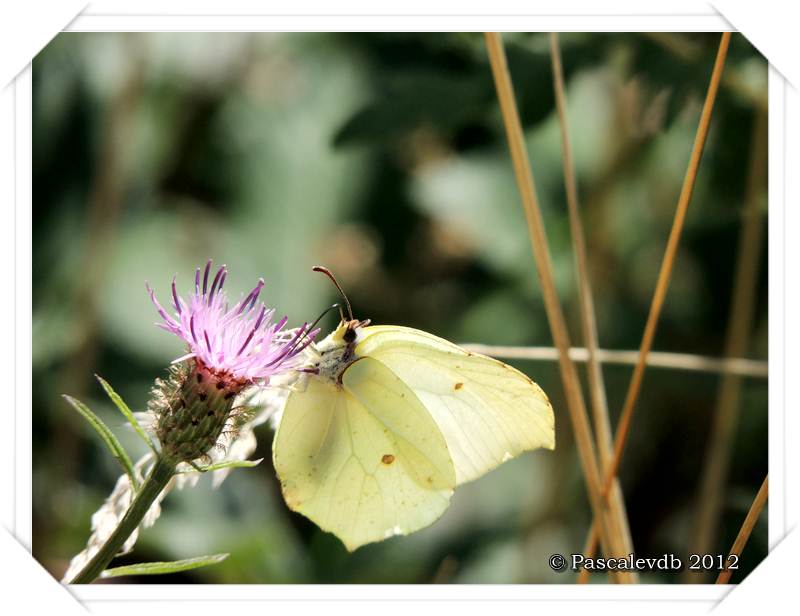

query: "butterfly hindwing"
xmin=273 ymin=356 xmax=455 ymax=551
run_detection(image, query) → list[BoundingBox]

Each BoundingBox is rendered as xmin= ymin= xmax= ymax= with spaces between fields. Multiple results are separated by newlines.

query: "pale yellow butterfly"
xmin=272 ymin=267 xmax=555 ymax=551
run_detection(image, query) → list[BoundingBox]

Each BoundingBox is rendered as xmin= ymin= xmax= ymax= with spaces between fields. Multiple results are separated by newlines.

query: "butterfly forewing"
xmin=355 ymin=325 xmax=555 ymax=485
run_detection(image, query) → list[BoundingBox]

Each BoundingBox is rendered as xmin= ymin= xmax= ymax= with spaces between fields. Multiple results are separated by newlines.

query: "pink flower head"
xmin=147 ymin=260 xmax=317 ymax=384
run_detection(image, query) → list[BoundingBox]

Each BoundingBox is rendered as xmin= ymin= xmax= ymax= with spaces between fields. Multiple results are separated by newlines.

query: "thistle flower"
xmin=147 ymin=259 xmax=314 ymax=383
xmin=63 ymin=262 xmax=311 ymax=584
xmin=145 ymin=260 xmax=317 ymax=464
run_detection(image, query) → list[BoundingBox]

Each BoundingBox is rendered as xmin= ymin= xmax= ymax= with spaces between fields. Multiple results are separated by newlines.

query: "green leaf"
xmin=95 ymin=374 xmax=158 ymax=453
xmin=63 ymin=395 xmax=139 ymax=490
xmin=178 ymin=458 xmax=263 ymax=474
xmin=333 ymin=69 xmax=493 ymax=148
xmin=100 ymin=553 xmax=229 ymax=578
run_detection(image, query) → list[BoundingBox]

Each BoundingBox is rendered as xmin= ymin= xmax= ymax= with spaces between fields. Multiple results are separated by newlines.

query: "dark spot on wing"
xmin=381 ymin=454 xmax=395 ymax=465
xmin=454 ymin=382 xmax=463 ymax=390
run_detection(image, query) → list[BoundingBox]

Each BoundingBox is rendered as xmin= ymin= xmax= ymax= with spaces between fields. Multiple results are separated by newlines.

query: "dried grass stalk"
xmin=484 ymin=32 xmax=632 ymax=582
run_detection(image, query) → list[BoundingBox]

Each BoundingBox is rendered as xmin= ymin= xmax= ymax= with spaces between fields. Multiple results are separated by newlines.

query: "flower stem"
xmin=69 ymin=456 xmax=176 ymax=584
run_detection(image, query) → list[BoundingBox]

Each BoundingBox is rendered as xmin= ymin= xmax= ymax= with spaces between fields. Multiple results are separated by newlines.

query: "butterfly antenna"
xmin=309 ymin=303 xmax=341 ymax=333
xmin=312 ymin=266 xmax=354 ymax=322
xmin=283 ymin=303 xmax=341 ymax=357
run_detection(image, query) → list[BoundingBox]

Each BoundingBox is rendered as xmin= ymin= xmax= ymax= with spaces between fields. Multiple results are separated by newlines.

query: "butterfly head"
xmin=307 ymin=266 xmax=373 ymax=384
xmin=331 ymin=318 xmax=371 ymax=345
xmin=312 ymin=265 xmax=371 ymax=346
xmin=311 ymin=318 xmax=370 ymax=386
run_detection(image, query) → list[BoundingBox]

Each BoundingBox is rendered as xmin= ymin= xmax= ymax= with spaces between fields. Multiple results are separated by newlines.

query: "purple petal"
xmin=146 ymin=283 xmax=179 ymax=328
xmin=209 ymin=265 xmax=226 ymax=303
xmin=171 ymin=275 xmax=182 ymax=315
xmin=202 ymin=259 xmax=212 ymax=295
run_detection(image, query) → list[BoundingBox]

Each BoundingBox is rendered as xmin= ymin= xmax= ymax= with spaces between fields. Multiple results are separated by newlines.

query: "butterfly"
xmin=272 ymin=267 xmax=555 ymax=551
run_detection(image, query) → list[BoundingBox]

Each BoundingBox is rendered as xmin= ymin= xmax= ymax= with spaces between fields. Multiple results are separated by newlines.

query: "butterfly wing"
xmin=356 ymin=325 xmax=555 ymax=485
xmin=273 ymin=356 xmax=456 ymax=551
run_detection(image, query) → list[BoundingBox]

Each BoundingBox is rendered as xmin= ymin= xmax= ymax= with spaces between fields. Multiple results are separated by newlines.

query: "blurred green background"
xmin=32 ymin=32 xmax=767 ymax=584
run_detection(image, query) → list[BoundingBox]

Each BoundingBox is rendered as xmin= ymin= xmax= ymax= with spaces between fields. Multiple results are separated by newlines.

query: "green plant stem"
xmin=69 ymin=456 xmax=176 ymax=584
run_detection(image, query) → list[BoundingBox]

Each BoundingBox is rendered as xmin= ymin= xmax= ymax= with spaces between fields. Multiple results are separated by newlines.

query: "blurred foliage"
xmin=32 ymin=32 xmax=767 ymax=584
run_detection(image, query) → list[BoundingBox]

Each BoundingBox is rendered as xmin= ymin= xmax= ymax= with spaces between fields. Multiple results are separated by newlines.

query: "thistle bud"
xmin=148 ymin=361 xmax=241 ymax=463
